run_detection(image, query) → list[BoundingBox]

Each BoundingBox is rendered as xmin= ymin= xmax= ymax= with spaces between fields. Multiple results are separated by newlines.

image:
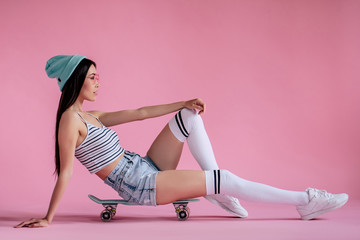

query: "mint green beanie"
xmin=45 ymin=55 xmax=86 ymax=91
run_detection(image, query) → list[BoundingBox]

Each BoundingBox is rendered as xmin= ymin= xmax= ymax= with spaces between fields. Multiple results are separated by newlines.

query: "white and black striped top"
xmin=75 ymin=113 xmax=124 ymax=174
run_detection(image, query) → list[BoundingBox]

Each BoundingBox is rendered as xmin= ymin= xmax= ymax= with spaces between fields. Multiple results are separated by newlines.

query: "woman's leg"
xmin=156 ymin=169 xmax=349 ymax=220
xmin=148 ymin=108 xmax=248 ymax=217
xmin=156 ymin=170 xmax=206 ymax=205
xmin=156 ymin=169 xmax=308 ymax=206
xmin=147 ymin=108 xmax=219 ymax=171
xmin=167 ymin=108 xmax=218 ymax=170
xmin=166 ymin=109 xmax=248 ymax=217
xmin=205 ymin=170 xmax=309 ymax=205
xmin=205 ymin=169 xmax=348 ymax=220
xmin=147 ymin=124 xmax=184 ymax=170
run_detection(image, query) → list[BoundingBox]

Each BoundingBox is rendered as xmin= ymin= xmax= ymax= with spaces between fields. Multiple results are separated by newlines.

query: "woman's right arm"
xmin=14 ymin=112 xmax=78 ymax=228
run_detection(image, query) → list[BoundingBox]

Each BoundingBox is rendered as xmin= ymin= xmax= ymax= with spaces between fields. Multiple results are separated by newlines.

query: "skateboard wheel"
xmin=105 ymin=205 xmax=116 ymax=217
xmin=101 ymin=209 xmax=112 ymax=222
xmin=177 ymin=209 xmax=189 ymax=221
xmin=185 ymin=206 xmax=190 ymax=215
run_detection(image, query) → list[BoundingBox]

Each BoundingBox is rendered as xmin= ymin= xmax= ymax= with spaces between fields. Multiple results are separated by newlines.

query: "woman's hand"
xmin=184 ymin=98 xmax=206 ymax=114
xmin=14 ymin=218 xmax=49 ymax=228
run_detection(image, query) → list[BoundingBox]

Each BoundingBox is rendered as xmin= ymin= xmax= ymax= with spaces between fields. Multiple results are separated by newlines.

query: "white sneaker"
xmin=204 ymin=195 xmax=248 ymax=218
xmin=296 ymin=188 xmax=349 ymax=220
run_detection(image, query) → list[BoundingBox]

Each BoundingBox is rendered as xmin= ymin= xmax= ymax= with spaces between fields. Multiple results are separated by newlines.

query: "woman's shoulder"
xmin=58 ymin=110 xmax=84 ymax=147
xmin=59 ymin=110 xmax=82 ymax=129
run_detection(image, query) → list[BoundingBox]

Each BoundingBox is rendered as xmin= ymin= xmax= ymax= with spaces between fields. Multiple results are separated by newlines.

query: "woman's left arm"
xmin=92 ymin=98 xmax=205 ymax=127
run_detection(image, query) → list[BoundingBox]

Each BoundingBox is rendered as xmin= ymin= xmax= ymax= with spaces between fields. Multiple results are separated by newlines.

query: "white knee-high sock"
xmin=205 ymin=170 xmax=309 ymax=206
xmin=168 ymin=108 xmax=218 ymax=170
xmin=169 ymin=110 xmax=309 ymax=206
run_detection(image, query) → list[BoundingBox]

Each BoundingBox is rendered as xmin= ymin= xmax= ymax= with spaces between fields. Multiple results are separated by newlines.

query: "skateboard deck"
xmin=88 ymin=194 xmax=199 ymax=221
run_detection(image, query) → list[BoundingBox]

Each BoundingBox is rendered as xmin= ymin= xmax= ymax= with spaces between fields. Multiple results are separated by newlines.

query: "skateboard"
xmin=88 ymin=194 xmax=200 ymax=222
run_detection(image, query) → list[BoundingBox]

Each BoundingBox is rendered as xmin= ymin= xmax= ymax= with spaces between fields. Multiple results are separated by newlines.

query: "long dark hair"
xmin=54 ymin=58 xmax=96 ymax=177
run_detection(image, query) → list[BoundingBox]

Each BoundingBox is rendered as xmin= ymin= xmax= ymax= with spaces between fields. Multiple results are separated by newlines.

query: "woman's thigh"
xmin=147 ymin=124 xmax=184 ymax=170
xmin=155 ymin=170 xmax=206 ymax=205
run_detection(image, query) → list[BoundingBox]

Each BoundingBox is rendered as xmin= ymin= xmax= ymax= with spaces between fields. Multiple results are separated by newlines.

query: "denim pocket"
xmin=140 ymin=158 xmax=152 ymax=170
xmin=121 ymin=159 xmax=137 ymax=193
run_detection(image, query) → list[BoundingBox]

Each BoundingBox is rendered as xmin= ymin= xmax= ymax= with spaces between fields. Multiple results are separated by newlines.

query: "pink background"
xmin=1 ymin=0 xmax=360 ymax=233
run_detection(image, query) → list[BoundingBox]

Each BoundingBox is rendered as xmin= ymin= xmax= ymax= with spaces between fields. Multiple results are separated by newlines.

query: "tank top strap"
xmin=86 ymin=112 xmax=105 ymax=127
xmin=77 ymin=112 xmax=88 ymax=124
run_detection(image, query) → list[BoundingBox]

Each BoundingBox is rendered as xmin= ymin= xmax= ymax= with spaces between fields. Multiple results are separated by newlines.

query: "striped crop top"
xmin=75 ymin=113 xmax=124 ymax=174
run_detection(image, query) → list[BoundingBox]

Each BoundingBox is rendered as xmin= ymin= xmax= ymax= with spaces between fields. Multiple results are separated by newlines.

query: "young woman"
xmin=15 ymin=55 xmax=348 ymax=228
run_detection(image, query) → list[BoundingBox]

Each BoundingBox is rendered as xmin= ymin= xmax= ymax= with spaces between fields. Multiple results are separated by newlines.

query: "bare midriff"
xmin=95 ymin=152 xmax=125 ymax=181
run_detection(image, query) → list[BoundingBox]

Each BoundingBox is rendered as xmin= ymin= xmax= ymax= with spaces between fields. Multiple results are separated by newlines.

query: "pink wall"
xmin=1 ymin=0 xmax=359 ymax=212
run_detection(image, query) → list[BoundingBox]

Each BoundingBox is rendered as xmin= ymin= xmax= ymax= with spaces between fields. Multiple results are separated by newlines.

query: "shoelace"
xmin=307 ymin=188 xmax=334 ymax=199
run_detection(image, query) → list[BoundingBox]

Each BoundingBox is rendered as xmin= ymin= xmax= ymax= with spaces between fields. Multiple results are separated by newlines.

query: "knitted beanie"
xmin=45 ymin=54 xmax=86 ymax=91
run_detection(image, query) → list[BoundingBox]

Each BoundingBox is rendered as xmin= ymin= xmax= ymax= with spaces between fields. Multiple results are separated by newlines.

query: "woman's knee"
xmin=178 ymin=108 xmax=202 ymax=132
xmin=168 ymin=108 xmax=202 ymax=142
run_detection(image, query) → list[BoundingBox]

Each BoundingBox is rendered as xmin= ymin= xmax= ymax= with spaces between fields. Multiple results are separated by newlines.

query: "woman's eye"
xmin=90 ymin=77 xmax=95 ymax=80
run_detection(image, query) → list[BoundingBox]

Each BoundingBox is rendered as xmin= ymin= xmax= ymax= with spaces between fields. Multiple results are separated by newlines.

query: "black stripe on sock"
xmin=217 ymin=170 xmax=221 ymax=194
xmin=175 ymin=113 xmax=188 ymax=138
xmin=213 ymin=170 xmax=217 ymax=194
xmin=178 ymin=111 xmax=189 ymax=136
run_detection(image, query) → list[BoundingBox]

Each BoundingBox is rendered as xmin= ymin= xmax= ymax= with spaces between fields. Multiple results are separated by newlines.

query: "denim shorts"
xmin=104 ymin=151 xmax=160 ymax=206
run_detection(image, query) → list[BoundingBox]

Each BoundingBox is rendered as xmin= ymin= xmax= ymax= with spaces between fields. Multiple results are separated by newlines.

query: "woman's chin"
xmin=86 ymin=97 xmax=97 ymax=102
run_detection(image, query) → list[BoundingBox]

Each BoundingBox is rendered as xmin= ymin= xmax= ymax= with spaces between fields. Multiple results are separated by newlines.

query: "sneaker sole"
xmin=216 ymin=201 xmax=248 ymax=218
xmin=204 ymin=197 xmax=248 ymax=218
xmin=301 ymin=195 xmax=349 ymax=220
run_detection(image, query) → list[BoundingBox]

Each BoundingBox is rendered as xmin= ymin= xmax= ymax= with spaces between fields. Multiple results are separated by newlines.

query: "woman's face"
xmin=79 ymin=64 xmax=99 ymax=102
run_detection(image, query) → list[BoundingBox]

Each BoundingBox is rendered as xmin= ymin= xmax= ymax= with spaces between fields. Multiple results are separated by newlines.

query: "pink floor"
xmin=3 ymin=199 xmax=360 ymax=240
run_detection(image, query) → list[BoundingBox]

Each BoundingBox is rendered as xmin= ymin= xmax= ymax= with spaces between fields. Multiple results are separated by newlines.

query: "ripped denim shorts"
xmin=104 ymin=151 xmax=160 ymax=206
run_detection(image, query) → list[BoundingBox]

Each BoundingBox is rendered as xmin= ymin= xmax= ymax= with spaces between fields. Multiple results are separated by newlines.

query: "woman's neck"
xmin=69 ymin=99 xmax=84 ymax=113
